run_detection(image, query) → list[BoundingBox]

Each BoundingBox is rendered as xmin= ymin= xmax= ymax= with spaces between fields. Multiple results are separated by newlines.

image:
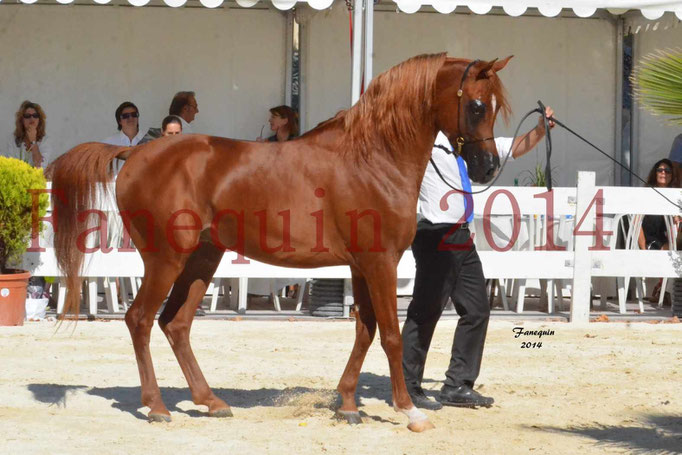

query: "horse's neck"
xmin=369 ymin=128 xmax=438 ymax=199
xmin=312 ymin=116 xmax=437 ymax=187
xmin=385 ymin=124 xmax=437 ymax=170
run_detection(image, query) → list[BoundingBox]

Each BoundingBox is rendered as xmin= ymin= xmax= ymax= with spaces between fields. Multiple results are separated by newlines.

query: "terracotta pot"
xmin=0 ymin=270 xmax=31 ymax=326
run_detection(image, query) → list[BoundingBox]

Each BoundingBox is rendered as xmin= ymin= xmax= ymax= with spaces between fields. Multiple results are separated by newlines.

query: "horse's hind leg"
xmin=336 ymin=269 xmax=376 ymax=425
xmin=158 ymin=240 xmax=231 ymax=417
xmin=125 ymin=256 xmax=184 ymax=422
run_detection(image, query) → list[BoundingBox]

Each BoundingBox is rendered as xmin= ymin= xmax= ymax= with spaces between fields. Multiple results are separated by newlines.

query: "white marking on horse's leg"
xmin=399 ymin=406 xmax=428 ymax=424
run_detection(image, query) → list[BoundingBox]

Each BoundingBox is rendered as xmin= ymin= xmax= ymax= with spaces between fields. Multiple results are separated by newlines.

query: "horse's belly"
xmin=240 ymin=247 xmax=350 ymax=269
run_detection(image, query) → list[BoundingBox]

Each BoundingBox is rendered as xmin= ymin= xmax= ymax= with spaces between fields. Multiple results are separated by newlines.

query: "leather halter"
xmin=437 ymin=59 xmax=495 ymax=157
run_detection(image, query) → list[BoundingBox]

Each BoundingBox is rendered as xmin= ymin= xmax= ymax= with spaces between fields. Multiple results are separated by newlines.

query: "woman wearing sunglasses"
xmin=638 ymin=158 xmax=680 ymax=303
xmin=638 ymin=159 xmax=679 ymax=252
xmin=103 ymin=101 xmax=147 ymax=174
xmin=3 ymin=100 xmax=54 ymax=170
xmin=103 ymin=101 xmax=146 ymax=147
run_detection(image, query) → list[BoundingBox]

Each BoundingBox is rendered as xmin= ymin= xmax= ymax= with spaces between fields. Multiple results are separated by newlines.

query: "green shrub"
xmin=0 ymin=157 xmax=48 ymax=274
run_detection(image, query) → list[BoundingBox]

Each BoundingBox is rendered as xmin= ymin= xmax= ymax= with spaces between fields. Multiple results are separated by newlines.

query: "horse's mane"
xmin=329 ymin=53 xmax=447 ymax=159
xmin=309 ymin=53 xmax=510 ymax=160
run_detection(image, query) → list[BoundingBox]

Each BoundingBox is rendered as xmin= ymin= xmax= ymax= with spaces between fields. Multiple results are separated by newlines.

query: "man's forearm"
xmin=511 ymin=125 xmax=545 ymax=159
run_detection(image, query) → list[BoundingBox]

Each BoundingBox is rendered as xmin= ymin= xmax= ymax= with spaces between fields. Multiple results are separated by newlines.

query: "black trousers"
xmin=401 ymin=222 xmax=490 ymax=390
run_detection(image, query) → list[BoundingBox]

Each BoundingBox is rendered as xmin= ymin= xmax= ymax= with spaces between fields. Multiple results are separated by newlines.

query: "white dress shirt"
xmin=102 ymin=129 xmax=147 ymax=174
xmin=102 ymin=129 xmax=147 ymax=147
xmin=417 ymin=132 xmax=514 ymax=224
xmin=179 ymin=117 xmax=193 ymax=134
xmin=3 ymin=134 xmax=55 ymax=169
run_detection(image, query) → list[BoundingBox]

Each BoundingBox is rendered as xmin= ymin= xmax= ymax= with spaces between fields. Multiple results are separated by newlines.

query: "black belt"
xmin=417 ymin=219 xmax=469 ymax=231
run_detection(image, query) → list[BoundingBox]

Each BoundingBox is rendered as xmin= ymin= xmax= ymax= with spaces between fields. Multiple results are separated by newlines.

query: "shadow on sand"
xmin=27 ymin=372 xmax=400 ymax=422
xmin=530 ymin=414 xmax=682 ymax=455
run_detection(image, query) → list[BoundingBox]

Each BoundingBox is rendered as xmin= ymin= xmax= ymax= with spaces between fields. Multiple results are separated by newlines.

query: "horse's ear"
xmin=492 ymin=55 xmax=513 ymax=73
xmin=478 ymin=56 xmax=513 ymax=79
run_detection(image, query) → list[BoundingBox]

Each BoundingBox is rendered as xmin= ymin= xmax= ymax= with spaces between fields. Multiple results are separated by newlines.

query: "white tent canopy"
xmin=394 ymin=1 xmax=682 ymax=19
xmin=9 ymin=0 xmax=682 ymax=19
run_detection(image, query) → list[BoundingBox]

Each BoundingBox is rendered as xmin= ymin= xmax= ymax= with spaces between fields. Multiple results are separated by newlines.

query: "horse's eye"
xmin=469 ymin=100 xmax=486 ymax=117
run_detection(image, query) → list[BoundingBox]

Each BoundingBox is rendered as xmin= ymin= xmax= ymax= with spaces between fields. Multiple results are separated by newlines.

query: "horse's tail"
xmin=50 ymin=142 xmax=131 ymax=318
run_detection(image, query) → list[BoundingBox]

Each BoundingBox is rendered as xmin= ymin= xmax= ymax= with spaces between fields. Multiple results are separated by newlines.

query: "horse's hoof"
xmin=407 ymin=419 xmax=435 ymax=432
xmin=148 ymin=413 xmax=171 ymax=423
xmin=335 ymin=410 xmax=363 ymax=425
xmin=209 ymin=407 xmax=233 ymax=418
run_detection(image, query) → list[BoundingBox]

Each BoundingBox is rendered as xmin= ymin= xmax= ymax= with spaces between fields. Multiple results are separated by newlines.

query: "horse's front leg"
xmin=364 ymin=258 xmax=435 ymax=432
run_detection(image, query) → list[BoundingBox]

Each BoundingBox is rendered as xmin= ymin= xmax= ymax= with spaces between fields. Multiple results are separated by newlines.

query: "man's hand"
xmin=537 ymin=106 xmax=555 ymax=132
xmin=511 ymin=105 xmax=556 ymax=159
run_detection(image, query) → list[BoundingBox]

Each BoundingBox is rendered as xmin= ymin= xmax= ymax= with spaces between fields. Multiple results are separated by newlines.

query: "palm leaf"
xmin=632 ymin=48 xmax=682 ymax=124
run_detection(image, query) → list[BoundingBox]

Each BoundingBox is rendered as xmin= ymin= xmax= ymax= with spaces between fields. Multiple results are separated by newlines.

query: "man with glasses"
xmin=169 ymin=91 xmax=199 ymax=134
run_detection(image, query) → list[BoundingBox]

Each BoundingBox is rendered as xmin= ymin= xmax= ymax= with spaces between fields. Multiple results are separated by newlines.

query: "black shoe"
xmin=439 ymin=384 xmax=494 ymax=408
xmin=408 ymin=387 xmax=443 ymax=411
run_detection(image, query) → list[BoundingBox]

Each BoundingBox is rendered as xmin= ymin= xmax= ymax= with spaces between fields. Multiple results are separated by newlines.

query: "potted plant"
xmin=0 ymin=157 xmax=48 ymax=325
xmin=516 ymin=162 xmax=556 ymax=188
xmin=632 ymin=48 xmax=682 ymax=124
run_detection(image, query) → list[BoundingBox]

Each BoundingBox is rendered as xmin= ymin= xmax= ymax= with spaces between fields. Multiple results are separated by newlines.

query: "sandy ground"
xmin=1 ymin=319 xmax=681 ymax=455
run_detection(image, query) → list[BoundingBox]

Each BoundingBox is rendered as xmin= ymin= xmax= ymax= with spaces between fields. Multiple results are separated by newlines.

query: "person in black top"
xmin=258 ymin=105 xmax=299 ymax=142
xmin=638 ymin=158 xmax=679 ymax=251
xmin=638 ymin=158 xmax=680 ymax=303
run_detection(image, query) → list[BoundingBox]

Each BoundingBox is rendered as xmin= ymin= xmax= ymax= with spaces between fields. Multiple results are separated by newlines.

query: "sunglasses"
xmin=120 ymin=112 xmax=139 ymax=120
xmin=656 ymin=167 xmax=672 ymax=174
xmin=23 ymin=113 xmax=40 ymax=119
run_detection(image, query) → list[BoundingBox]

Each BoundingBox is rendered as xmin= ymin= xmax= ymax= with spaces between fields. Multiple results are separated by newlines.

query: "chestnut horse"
xmin=51 ymin=53 xmax=511 ymax=432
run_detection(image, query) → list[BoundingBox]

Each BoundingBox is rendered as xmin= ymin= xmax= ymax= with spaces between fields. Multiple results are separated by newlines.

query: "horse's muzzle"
xmin=463 ymin=149 xmax=500 ymax=184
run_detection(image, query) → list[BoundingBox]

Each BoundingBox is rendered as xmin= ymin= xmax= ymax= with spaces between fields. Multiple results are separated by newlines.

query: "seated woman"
xmin=162 ymin=115 xmax=183 ymax=136
xmin=138 ymin=115 xmax=183 ymax=144
xmin=258 ymin=105 xmax=299 ymax=142
xmin=638 ymin=159 xmax=679 ymax=251
xmin=638 ymin=158 xmax=679 ymax=302
xmin=103 ymin=102 xmax=146 ymax=174
xmin=3 ymin=100 xmax=54 ymax=172
xmin=103 ymin=101 xmax=147 ymax=146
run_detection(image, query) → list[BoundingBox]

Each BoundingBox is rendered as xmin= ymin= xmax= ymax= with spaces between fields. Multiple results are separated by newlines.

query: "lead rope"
xmin=430 ymin=104 xmax=544 ymax=195
xmin=549 ymin=111 xmax=682 ymax=210
xmin=432 ymin=100 xmax=682 ymax=210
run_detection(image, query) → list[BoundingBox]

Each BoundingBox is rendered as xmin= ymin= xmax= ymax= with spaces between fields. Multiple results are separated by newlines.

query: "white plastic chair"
xmin=246 ymin=278 xmax=308 ymax=312
xmin=618 ymin=214 xmax=677 ymax=313
xmin=511 ymin=214 xmax=568 ymax=314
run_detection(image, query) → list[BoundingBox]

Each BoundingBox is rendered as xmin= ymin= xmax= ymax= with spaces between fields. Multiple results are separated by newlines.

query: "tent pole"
xmin=364 ymin=0 xmax=373 ymax=89
xmin=351 ymin=0 xmax=363 ymax=104
xmin=285 ymin=11 xmax=294 ymax=107
xmin=614 ymin=17 xmax=624 ymax=186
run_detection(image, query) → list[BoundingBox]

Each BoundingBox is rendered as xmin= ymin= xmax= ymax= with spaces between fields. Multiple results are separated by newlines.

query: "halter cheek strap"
xmin=453 ymin=59 xmax=495 ymax=156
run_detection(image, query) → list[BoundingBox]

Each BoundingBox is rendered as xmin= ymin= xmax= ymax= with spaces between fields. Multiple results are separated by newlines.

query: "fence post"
xmin=570 ymin=171 xmax=595 ymax=323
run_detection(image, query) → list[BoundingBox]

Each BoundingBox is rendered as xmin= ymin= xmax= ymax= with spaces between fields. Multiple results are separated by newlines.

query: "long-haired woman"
xmin=4 ymin=100 xmax=53 ymax=170
xmin=638 ymin=158 xmax=680 ymax=303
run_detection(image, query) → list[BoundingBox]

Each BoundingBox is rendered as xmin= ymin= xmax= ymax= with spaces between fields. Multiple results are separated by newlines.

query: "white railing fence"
xmin=22 ymin=172 xmax=682 ymax=323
